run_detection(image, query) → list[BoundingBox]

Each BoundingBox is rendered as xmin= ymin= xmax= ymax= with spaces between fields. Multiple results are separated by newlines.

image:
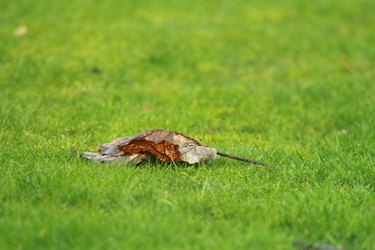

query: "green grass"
xmin=1 ymin=0 xmax=374 ymax=249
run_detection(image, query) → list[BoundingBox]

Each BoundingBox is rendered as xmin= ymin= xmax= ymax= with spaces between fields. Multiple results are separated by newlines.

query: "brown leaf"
xmin=81 ymin=129 xmax=273 ymax=167
xmin=81 ymin=152 xmax=148 ymax=164
xmin=81 ymin=129 xmax=216 ymax=165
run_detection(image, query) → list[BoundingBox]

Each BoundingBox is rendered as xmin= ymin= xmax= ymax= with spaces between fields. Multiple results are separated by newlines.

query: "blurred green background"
xmin=0 ymin=0 xmax=374 ymax=249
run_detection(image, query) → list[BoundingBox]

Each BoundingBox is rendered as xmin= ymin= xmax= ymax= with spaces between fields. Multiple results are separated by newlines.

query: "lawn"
xmin=0 ymin=0 xmax=374 ymax=249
